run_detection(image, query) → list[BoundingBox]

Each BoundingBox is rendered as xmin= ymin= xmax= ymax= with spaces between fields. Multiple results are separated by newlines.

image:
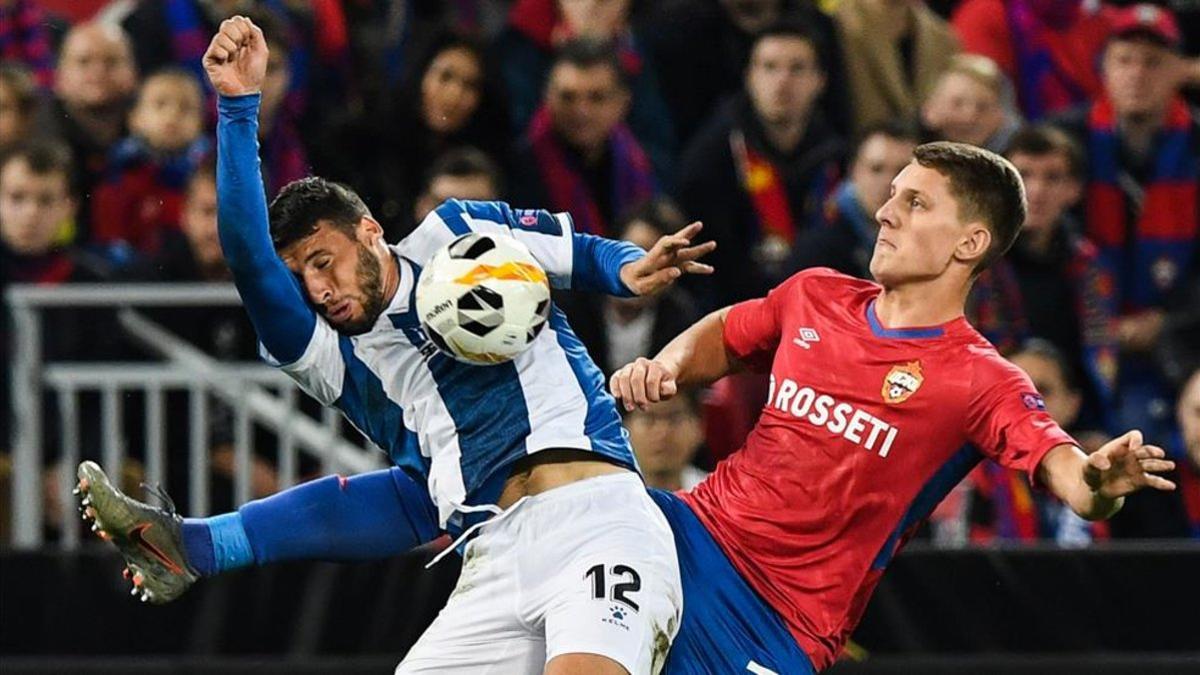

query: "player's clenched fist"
xmin=610 ymin=357 xmax=678 ymax=411
xmin=203 ymin=15 xmax=267 ymax=97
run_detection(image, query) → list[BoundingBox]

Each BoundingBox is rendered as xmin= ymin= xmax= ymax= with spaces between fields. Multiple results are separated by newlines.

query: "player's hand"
xmin=609 ymin=357 xmax=678 ymax=411
xmin=618 ymin=222 xmax=716 ymax=297
xmin=1083 ymin=430 xmax=1176 ymax=499
xmin=203 ymin=15 xmax=268 ymax=97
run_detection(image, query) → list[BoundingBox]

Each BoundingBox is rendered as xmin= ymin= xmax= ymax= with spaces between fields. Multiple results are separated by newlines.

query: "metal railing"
xmin=6 ymin=284 xmax=385 ymax=550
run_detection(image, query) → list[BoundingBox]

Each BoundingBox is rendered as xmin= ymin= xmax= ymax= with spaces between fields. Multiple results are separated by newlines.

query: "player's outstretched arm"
xmin=205 ymin=17 xmax=316 ymax=364
xmin=1037 ymin=430 xmax=1176 ymax=521
xmin=411 ymin=200 xmax=713 ymax=298
xmin=610 ymin=307 xmax=735 ymax=411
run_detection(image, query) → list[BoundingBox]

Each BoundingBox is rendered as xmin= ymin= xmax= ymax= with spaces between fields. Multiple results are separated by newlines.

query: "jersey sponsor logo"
xmin=1021 ymin=392 xmax=1047 ymax=411
xmin=792 ymin=327 xmax=820 ymax=349
xmin=768 ymin=376 xmax=900 ymax=457
xmin=882 ymin=361 xmax=923 ymax=404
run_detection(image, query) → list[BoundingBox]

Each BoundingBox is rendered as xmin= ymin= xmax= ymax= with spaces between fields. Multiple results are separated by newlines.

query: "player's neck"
xmin=381 ymin=254 xmax=401 ymax=306
xmin=874 ymin=279 xmax=967 ymax=329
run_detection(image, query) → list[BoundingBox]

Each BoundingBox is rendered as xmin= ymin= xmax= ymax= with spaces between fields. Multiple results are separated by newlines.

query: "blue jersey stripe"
xmin=871 ymin=443 xmax=982 ymax=569
xmin=436 ymin=200 xmax=471 ymax=236
xmin=334 ymin=337 xmax=422 ymax=475
xmin=865 ymin=299 xmax=945 ymax=339
xmin=391 ymin=258 xmax=533 ymax=500
xmin=548 ymin=308 xmax=637 ymax=470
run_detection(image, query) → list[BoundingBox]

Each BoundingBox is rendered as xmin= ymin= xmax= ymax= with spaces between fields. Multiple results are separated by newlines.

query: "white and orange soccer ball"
xmin=416 ymin=232 xmax=552 ymax=365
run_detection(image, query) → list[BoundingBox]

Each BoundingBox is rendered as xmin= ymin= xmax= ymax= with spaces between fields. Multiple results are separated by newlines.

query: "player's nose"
xmin=875 ymin=200 xmax=897 ymax=229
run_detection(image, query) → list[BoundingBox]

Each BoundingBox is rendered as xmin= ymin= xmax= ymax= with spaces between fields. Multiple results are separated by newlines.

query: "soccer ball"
xmin=416 ymin=232 xmax=552 ymax=365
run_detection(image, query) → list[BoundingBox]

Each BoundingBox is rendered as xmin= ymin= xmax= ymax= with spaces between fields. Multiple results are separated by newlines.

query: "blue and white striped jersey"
xmin=265 ymin=199 xmax=641 ymax=529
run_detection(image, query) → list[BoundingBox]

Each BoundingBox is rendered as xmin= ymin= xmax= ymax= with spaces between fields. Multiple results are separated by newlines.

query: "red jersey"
xmin=682 ymin=269 xmax=1075 ymax=671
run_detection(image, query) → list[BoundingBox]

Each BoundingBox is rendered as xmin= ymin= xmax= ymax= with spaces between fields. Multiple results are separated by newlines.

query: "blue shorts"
xmin=649 ymin=489 xmax=816 ymax=675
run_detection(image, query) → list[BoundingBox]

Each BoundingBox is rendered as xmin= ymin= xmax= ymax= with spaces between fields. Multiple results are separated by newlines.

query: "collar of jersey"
xmin=376 ymin=249 xmax=417 ymax=328
xmin=865 ymin=298 xmax=947 ymax=339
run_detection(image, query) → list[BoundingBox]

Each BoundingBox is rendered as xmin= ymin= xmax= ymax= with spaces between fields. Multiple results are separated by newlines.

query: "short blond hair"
xmin=938 ymin=54 xmax=1006 ymax=97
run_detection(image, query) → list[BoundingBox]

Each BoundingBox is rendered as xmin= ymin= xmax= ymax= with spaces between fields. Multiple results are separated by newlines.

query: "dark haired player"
xmin=78 ymin=16 xmax=715 ymax=675
xmin=612 ymin=142 xmax=1178 ymax=673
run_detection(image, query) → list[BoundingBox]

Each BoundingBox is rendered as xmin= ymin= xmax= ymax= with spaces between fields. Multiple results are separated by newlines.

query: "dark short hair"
xmin=912 ymin=141 xmax=1026 ymax=273
xmin=1003 ymin=124 xmax=1085 ymax=180
xmin=550 ymin=38 xmax=630 ymax=91
xmin=268 ymin=177 xmax=371 ymax=251
xmin=0 ymin=139 xmax=74 ymax=188
xmin=423 ymin=146 xmax=503 ymax=194
xmin=1013 ymin=338 xmax=1079 ymax=392
xmin=616 ymin=197 xmax=687 ymax=240
xmin=244 ymin=7 xmax=291 ymax=54
xmin=0 ymin=62 xmax=38 ymax=116
xmin=750 ymin=18 xmax=825 ymax=72
xmin=851 ymin=119 xmax=920 ymax=164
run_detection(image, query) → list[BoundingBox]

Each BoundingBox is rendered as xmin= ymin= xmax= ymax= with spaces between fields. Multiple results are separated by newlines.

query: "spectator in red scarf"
xmin=676 ymin=20 xmax=843 ymax=308
xmin=44 ymin=22 xmax=139 ymax=243
xmin=495 ymin=0 xmax=675 ymax=170
xmin=1001 ymin=125 xmax=1118 ymax=436
xmin=0 ymin=61 xmax=37 ymax=155
xmin=90 ymin=68 xmax=209 ymax=265
xmin=1053 ymin=4 xmax=1199 ymax=445
xmin=952 ymin=0 xmax=1114 ymax=120
xmin=509 ymin=38 xmax=657 ymax=238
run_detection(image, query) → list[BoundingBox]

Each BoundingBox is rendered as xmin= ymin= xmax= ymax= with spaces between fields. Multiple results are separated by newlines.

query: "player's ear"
xmin=954 ymin=221 xmax=991 ymax=267
xmin=357 ymin=216 xmax=384 ymax=244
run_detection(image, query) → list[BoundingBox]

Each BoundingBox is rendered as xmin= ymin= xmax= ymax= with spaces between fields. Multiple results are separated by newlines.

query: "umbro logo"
xmin=792 ymin=327 xmax=820 ymax=349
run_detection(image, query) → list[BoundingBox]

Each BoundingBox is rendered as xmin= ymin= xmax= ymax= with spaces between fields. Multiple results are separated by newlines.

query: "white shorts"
xmin=397 ymin=472 xmax=683 ymax=675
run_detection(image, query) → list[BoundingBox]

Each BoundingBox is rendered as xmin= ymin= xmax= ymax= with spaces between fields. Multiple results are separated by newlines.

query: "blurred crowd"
xmin=0 ymin=0 xmax=1198 ymax=544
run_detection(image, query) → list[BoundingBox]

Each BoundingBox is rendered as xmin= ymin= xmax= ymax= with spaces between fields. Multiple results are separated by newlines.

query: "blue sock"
xmin=183 ymin=513 xmax=253 ymax=576
xmin=180 ymin=468 xmax=439 ymax=576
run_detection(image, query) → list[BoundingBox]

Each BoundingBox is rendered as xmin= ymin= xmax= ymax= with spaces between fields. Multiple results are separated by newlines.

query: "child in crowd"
xmin=89 ymin=68 xmax=209 ymax=264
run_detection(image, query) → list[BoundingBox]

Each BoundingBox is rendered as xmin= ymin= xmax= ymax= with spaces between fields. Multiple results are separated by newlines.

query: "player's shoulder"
xmin=962 ymin=338 xmax=1035 ymax=395
xmin=773 ymin=268 xmax=878 ymax=306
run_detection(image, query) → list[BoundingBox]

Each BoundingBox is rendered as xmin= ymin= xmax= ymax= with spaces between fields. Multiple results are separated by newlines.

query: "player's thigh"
xmin=545 ymin=652 xmax=630 ymax=675
xmin=537 ymin=484 xmax=683 ymax=675
xmin=398 ymin=535 xmax=544 ymax=674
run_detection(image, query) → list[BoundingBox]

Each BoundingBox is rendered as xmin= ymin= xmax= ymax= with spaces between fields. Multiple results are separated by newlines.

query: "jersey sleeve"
xmin=965 ymin=352 xmax=1077 ymax=483
xmin=216 ymin=93 xmax=319 ymax=366
xmin=397 ymin=199 xmax=645 ymax=296
xmin=722 ymin=271 xmax=807 ymax=372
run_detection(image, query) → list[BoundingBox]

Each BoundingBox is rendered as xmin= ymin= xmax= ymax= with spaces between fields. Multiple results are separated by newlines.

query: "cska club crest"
xmin=882 ymin=361 xmax=923 ymax=404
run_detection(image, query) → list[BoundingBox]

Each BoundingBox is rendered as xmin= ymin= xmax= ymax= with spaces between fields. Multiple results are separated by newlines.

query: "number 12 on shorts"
xmin=585 ymin=564 xmax=641 ymax=611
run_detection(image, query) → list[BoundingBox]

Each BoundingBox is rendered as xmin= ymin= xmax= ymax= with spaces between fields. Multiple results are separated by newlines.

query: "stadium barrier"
xmin=5 ymin=284 xmax=385 ymax=550
xmin=2 ymin=544 xmax=1197 ymax=673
